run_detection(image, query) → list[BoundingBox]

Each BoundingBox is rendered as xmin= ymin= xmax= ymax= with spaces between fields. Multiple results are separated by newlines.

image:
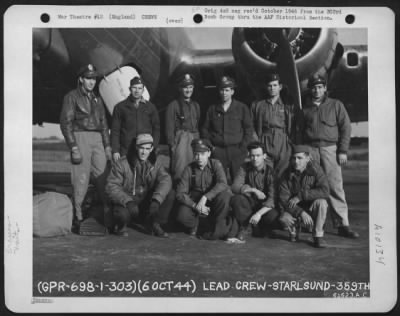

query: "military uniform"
xmin=111 ymin=77 xmax=160 ymax=157
xmin=165 ymin=74 xmax=200 ymax=180
xmin=301 ymin=75 xmax=357 ymax=238
xmin=106 ymin=134 xmax=174 ymax=237
xmin=279 ymin=145 xmax=330 ymax=246
xmin=251 ymin=73 xmax=298 ymax=177
xmin=60 ymin=64 xmax=111 ymax=224
xmin=176 ymin=139 xmax=234 ymax=239
xmin=231 ymin=158 xmax=280 ymax=238
xmin=201 ymin=76 xmax=253 ymax=182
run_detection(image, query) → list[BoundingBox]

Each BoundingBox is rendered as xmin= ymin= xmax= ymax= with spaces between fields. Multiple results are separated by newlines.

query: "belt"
xmin=176 ymin=128 xmax=198 ymax=133
xmin=261 ymin=127 xmax=287 ymax=149
xmin=262 ymin=126 xmax=285 ymax=133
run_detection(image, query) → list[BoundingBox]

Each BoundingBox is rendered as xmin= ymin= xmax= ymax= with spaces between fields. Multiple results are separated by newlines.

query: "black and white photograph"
xmin=4 ymin=5 xmax=396 ymax=313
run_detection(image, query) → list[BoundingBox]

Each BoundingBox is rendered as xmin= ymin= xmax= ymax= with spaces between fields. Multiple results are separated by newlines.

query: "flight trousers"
xmin=212 ymin=145 xmax=247 ymax=183
xmin=279 ymin=199 xmax=328 ymax=237
xmin=71 ymin=132 xmax=109 ymax=223
xmin=231 ymin=194 xmax=281 ymax=230
xmin=176 ymin=190 xmax=232 ymax=239
xmin=113 ymin=190 xmax=176 ymax=231
xmin=309 ymin=145 xmax=350 ymax=227
xmin=170 ymin=130 xmax=199 ymax=181
xmin=260 ymin=129 xmax=292 ymax=178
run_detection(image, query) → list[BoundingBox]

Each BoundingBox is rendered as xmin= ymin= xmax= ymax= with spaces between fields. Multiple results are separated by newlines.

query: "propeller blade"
xmin=276 ymin=29 xmax=302 ymax=109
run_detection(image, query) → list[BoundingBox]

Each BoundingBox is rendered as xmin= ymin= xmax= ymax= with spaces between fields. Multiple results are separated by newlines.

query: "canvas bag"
xmin=33 ymin=192 xmax=73 ymax=237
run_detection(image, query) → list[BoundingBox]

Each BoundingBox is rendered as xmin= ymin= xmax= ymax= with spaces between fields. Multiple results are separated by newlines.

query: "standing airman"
xmin=301 ymin=74 xmax=359 ymax=239
xmin=111 ymin=76 xmax=160 ymax=162
xmin=165 ymin=73 xmax=200 ymax=181
xmin=251 ymin=73 xmax=298 ymax=178
xmin=201 ymin=76 xmax=253 ymax=182
xmin=60 ymin=63 xmax=112 ymax=229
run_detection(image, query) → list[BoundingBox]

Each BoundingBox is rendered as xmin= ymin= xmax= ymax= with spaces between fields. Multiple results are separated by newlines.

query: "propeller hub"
xmin=243 ymin=28 xmax=321 ymax=61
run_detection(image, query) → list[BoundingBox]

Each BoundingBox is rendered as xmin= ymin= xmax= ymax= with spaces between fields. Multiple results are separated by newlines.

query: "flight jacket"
xmin=201 ymin=98 xmax=253 ymax=148
xmin=176 ymin=159 xmax=229 ymax=209
xmin=111 ymin=96 xmax=160 ymax=156
xmin=60 ymin=85 xmax=110 ymax=149
xmin=279 ymin=161 xmax=329 ymax=217
xmin=302 ymin=95 xmax=351 ymax=153
xmin=106 ymin=156 xmax=172 ymax=207
xmin=231 ymin=160 xmax=275 ymax=209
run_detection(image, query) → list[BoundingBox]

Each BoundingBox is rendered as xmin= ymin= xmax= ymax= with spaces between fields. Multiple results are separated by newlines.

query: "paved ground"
xmin=32 ymin=164 xmax=369 ymax=298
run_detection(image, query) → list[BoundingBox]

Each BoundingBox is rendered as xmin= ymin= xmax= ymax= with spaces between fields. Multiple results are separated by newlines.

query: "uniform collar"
xmin=128 ymin=152 xmax=148 ymax=165
xmin=78 ymin=84 xmax=95 ymax=98
xmin=250 ymin=160 xmax=270 ymax=174
xmin=216 ymin=99 xmax=235 ymax=113
xmin=265 ymin=96 xmax=283 ymax=106
xmin=129 ymin=95 xmax=147 ymax=104
xmin=194 ymin=159 xmax=212 ymax=171
xmin=289 ymin=162 xmax=315 ymax=178
xmin=178 ymin=96 xmax=192 ymax=104
xmin=306 ymin=94 xmax=327 ymax=107
xmin=133 ymin=158 xmax=153 ymax=168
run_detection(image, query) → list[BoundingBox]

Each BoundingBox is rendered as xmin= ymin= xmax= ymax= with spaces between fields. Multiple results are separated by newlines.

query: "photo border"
xmin=3 ymin=2 xmax=397 ymax=313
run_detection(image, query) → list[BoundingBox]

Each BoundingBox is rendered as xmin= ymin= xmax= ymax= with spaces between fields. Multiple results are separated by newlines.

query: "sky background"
xmin=32 ymin=28 xmax=367 ymax=139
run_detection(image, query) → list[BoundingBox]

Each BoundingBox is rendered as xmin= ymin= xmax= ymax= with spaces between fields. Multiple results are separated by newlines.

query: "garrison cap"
xmin=218 ymin=76 xmax=236 ymax=89
xmin=136 ymin=134 xmax=153 ymax=146
xmin=307 ymin=74 xmax=327 ymax=88
xmin=292 ymin=145 xmax=311 ymax=155
xmin=265 ymin=73 xmax=280 ymax=83
xmin=177 ymin=73 xmax=195 ymax=87
xmin=78 ymin=64 xmax=98 ymax=78
xmin=130 ymin=76 xmax=144 ymax=87
xmin=191 ymin=138 xmax=213 ymax=152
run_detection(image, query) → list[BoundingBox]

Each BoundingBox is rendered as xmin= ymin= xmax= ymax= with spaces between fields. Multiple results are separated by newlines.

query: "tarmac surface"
xmin=32 ymin=163 xmax=369 ymax=298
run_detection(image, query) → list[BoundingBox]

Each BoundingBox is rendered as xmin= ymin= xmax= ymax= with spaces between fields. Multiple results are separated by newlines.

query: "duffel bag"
xmin=33 ymin=192 xmax=73 ymax=237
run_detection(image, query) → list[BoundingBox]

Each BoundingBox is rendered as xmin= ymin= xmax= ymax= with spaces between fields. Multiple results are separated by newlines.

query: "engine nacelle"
xmin=232 ymin=28 xmax=339 ymax=98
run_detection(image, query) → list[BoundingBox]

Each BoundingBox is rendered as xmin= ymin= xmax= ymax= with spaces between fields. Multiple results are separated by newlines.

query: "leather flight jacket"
xmin=60 ymin=85 xmax=110 ymax=149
